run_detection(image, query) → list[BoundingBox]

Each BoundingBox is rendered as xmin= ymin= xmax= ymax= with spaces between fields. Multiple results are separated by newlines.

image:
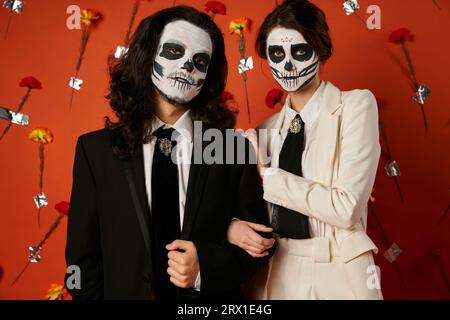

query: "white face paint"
xmin=152 ymin=20 xmax=213 ymax=105
xmin=266 ymin=27 xmax=319 ymax=92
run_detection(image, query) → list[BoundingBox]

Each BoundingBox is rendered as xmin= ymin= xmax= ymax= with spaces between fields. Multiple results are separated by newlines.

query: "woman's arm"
xmin=262 ymin=90 xmax=381 ymax=230
xmin=65 ymin=136 xmax=104 ymax=300
xmin=194 ymin=139 xmax=275 ymax=296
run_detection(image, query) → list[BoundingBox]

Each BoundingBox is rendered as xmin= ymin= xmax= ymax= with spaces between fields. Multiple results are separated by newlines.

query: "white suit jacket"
xmin=258 ymin=81 xmax=380 ymax=263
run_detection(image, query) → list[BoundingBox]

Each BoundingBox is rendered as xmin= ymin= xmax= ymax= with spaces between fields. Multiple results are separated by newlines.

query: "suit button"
xmin=143 ymin=274 xmax=151 ymax=283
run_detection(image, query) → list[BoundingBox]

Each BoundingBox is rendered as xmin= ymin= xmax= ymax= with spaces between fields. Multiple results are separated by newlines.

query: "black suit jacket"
xmin=65 ymin=127 xmax=273 ymax=300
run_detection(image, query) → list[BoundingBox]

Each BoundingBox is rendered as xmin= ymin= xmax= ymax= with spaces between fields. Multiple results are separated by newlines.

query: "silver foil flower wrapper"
xmin=3 ymin=0 xmax=25 ymax=13
xmin=28 ymin=246 xmax=41 ymax=263
xmin=238 ymin=56 xmax=254 ymax=74
xmin=385 ymin=161 xmax=401 ymax=177
xmin=114 ymin=46 xmax=129 ymax=59
xmin=9 ymin=111 xmax=29 ymax=125
xmin=383 ymin=243 xmax=402 ymax=263
xmin=343 ymin=0 xmax=359 ymax=15
xmin=413 ymin=84 xmax=431 ymax=105
xmin=34 ymin=192 xmax=48 ymax=209
xmin=69 ymin=77 xmax=83 ymax=91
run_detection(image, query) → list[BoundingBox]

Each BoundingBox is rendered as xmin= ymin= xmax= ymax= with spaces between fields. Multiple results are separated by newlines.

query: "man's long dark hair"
xmin=106 ymin=6 xmax=235 ymax=159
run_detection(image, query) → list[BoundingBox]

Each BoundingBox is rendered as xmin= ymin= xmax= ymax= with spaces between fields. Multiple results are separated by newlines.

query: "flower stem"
xmin=355 ymin=13 xmax=368 ymax=29
xmin=70 ymin=27 xmax=89 ymax=108
xmin=38 ymin=214 xmax=65 ymax=248
xmin=368 ymin=202 xmax=390 ymax=247
xmin=393 ymin=177 xmax=405 ymax=202
xmin=432 ymin=0 xmax=442 ymax=10
xmin=400 ymin=41 xmax=419 ymax=90
xmin=439 ymin=265 xmax=450 ymax=292
xmin=368 ymin=202 xmax=405 ymax=284
xmin=419 ymin=103 xmax=429 ymax=133
xmin=238 ymin=33 xmax=245 ymax=60
xmin=401 ymin=41 xmax=428 ymax=133
xmin=242 ymin=76 xmax=251 ymax=124
xmin=438 ymin=205 xmax=449 ymax=226
xmin=11 ymin=214 xmax=65 ymax=286
xmin=0 ymin=88 xmax=31 ymax=142
xmin=379 ymin=120 xmax=404 ymax=201
xmin=38 ymin=143 xmax=44 ymax=227
xmin=379 ymin=120 xmax=393 ymax=161
xmin=4 ymin=10 xmax=13 ymax=40
xmin=238 ymin=33 xmax=251 ymax=124
xmin=11 ymin=261 xmax=31 ymax=286
xmin=124 ymin=0 xmax=140 ymax=47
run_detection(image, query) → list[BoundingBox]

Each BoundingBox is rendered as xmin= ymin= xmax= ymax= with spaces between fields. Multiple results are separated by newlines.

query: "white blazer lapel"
xmin=313 ymin=82 xmax=343 ymax=185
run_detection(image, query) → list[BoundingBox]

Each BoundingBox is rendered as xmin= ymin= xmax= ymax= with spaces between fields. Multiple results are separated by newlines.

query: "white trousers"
xmin=261 ymin=237 xmax=383 ymax=300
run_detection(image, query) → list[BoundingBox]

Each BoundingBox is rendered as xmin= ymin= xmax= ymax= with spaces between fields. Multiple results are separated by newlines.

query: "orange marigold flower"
xmin=229 ymin=17 xmax=251 ymax=35
xmin=81 ymin=9 xmax=102 ymax=26
xmin=28 ymin=128 xmax=54 ymax=144
xmin=45 ymin=284 xmax=69 ymax=300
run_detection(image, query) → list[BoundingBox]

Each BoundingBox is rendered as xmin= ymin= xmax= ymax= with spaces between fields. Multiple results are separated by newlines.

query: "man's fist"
xmin=166 ymin=240 xmax=200 ymax=289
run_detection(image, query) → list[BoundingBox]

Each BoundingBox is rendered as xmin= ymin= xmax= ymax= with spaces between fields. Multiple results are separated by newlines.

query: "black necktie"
xmin=151 ymin=126 xmax=181 ymax=299
xmin=272 ymin=115 xmax=311 ymax=239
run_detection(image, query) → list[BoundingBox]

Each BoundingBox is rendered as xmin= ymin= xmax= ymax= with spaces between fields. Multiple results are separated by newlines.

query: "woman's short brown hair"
xmin=256 ymin=0 xmax=333 ymax=63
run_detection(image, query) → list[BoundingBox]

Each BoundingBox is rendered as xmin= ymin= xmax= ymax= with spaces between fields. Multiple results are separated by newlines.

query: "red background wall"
xmin=0 ymin=0 xmax=449 ymax=299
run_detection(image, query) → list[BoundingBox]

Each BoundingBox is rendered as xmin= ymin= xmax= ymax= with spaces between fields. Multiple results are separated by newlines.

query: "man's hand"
xmin=166 ymin=240 xmax=200 ymax=289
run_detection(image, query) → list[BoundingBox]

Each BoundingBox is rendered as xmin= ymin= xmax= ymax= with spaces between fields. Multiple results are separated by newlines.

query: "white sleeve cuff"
xmin=193 ymin=271 xmax=201 ymax=291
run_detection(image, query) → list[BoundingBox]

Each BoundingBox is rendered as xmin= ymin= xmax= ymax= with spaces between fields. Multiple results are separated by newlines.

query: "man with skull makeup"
xmin=227 ymin=0 xmax=383 ymax=300
xmin=65 ymin=6 xmax=273 ymax=300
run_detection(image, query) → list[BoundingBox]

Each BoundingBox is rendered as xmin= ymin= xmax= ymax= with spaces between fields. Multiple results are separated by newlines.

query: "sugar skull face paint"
xmin=266 ymin=27 xmax=319 ymax=92
xmin=152 ymin=20 xmax=213 ymax=105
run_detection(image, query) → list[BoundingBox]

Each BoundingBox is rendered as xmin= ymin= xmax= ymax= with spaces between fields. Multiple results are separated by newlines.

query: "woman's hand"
xmin=243 ymin=130 xmax=269 ymax=178
xmin=227 ymin=220 xmax=275 ymax=258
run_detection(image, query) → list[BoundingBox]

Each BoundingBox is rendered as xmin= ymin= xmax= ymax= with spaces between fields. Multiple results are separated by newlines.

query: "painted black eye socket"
xmin=268 ymin=45 xmax=285 ymax=63
xmin=291 ymin=43 xmax=314 ymax=62
xmin=160 ymin=43 xmax=185 ymax=60
xmin=193 ymin=53 xmax=211 ymax=73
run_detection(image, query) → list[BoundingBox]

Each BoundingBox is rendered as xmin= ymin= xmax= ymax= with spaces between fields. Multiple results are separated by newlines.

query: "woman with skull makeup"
xmin=65 ymin=6 xmax=273 ymax=300
xmin=227 ymin=0 xmax=383 ymax=300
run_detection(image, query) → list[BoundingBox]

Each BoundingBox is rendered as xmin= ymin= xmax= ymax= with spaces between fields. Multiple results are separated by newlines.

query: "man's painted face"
xmin=266 ymin=27 xmax=319 ymax=92
xmin=152 ymin=20 xmax=213 ymax=105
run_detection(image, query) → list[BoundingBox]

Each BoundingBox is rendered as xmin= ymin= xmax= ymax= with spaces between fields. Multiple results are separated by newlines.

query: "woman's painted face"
xmin=266 ymin=27 xmax=319 ymax=92
xmin=152 ymin=20 xmax=213 ymax=105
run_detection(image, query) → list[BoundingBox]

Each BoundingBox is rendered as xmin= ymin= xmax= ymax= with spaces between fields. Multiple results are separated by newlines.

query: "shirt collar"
xmin=150 ymin=109 xmax=193 ymax=142
xmin=282 ymin=81 xmax=325 ymax=130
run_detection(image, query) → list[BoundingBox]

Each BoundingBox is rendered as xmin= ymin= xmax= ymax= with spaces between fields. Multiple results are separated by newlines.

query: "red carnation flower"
xmin=55 ymin=201 xmax=70 ymax=216
xmin=220 ymin=91 xmax=239 ymax=114
xmin=220 ymin=91 xmax=234 ymax=103
xmin=19 ymin=76 xmax=42 ymax=90
xmin=389 ymin=28 xmax=412 ymax=43
xmin=265 ymin=89 xmax=285 ymax=109
xmin=205 ymin=1 xmax=227 ymax=15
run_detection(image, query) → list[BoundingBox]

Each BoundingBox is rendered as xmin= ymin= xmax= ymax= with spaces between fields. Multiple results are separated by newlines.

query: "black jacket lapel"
xmin=181 ymin=161 xmax=210 ymax=240
xmin=123 ymin=146 xmax=152 ymax=259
